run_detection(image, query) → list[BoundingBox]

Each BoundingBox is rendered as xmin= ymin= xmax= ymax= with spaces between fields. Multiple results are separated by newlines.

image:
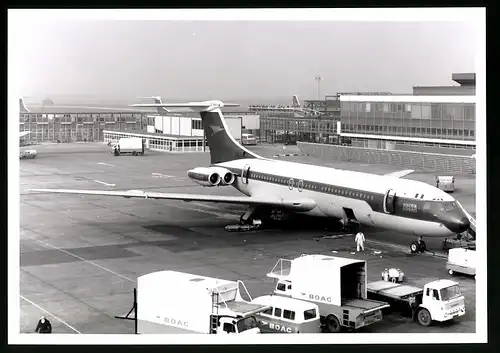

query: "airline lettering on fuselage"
xmin=163 ymin=317 xmax=189 ymax=328
xmin=269 ymin=322 xmax=293 ymax=333
xmin=402 ymin=203 xmax=418 ymax=212
xmin=308 ymin=294 xmax=332 ymax=303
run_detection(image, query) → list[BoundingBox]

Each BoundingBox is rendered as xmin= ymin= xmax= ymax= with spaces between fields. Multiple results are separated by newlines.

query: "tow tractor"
xmin=367 ymin=279 xmax=465 ymax=326
xmin=225 ymin=219 xmax=262 ymax=232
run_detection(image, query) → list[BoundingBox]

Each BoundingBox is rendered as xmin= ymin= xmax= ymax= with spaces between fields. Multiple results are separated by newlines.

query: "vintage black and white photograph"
xmin=8 ymin=8 xmax=486 ymax=345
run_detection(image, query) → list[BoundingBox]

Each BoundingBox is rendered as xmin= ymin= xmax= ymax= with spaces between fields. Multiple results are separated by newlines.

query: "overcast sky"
xmin=13 ymin=18 xmax=479 ymax=104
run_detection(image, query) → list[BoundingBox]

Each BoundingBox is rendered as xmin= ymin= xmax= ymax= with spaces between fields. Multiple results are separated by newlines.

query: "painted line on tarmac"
xmin=151 ymin=173 xmax=176 ymax=178
xmin=31 ymin=237 xmax=135 ymax=283
xmin=92 ymin=180 xmax=116 ymax=187
xmin=97 ymin=162 xmax=116 ymax=167
xmin=20 ymin=295 xmax=82 ymax=334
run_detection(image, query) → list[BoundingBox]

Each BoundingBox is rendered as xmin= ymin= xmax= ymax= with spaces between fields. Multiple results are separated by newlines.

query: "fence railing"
xmin=297 ymin=142 xmax=476 ymax=175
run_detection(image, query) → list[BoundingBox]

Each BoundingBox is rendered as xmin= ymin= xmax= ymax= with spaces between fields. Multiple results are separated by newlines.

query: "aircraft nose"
xmin=446 ymin=217 xmax=470 ymax=233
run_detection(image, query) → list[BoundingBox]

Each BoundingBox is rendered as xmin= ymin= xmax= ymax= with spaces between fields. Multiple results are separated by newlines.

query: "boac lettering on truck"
xmin=261 ymin=320 xmax=294 ymax=333
xmin=157 ymin=316 xmax=189 ymax=328
xmin=301 ymin=292 xmax=332 ymax=303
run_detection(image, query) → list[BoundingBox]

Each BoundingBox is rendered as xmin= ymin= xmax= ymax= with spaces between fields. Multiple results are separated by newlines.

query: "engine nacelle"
xmin=209 ymin=166 xmax=236 ymax=185
xmin=187 ymin=167 xmax=221 ymax=187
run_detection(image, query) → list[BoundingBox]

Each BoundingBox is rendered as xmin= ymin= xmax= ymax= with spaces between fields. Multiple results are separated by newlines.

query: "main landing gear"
xmin=410 ymin=237 xmax=427 ymax=254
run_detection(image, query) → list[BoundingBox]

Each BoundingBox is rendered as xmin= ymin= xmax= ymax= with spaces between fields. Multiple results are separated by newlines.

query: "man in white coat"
xmin=355 ymin=231 xmax=365 ymax=252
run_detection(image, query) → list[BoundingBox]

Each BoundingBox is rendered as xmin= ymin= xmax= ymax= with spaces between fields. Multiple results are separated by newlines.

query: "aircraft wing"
xmin=29 ymin=189 xmax=317 ymax=212
xmin=384 ymin=169 xmax=415 ymax=178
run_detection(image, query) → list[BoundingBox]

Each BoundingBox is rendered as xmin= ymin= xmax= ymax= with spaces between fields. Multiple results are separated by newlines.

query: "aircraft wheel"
xmin=417 ymin=308 xmax=432 ymax=326
xmin=448 ymin=269 xmax=454 ymax=275
xmin=325 ymin=314 xmax=341 ymax=333
xmin=410 ymin=242 xmax=418 ymax=253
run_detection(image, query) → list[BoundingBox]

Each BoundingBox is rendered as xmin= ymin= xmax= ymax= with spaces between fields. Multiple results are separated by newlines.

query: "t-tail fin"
xmin=292 ymin=95 xmax=300 ymax=108
xmin=129 ymin=100 xmax=262 ymax=164
xmin=19 ymin=98 xmax=30 ymax=113
xmin=139 ymin=96 xmax=170 ymax=114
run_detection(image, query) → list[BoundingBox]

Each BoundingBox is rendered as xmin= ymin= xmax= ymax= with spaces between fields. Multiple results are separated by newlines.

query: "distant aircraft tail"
xmin=19 ymin=98 xmax=30 ymax=113
xmin=292 ymin=95 xmax=300 ymax=108
xmin=138 ymin=96 xmax=170 ymax=114
xmin=129 ymin=100 xmax=262 ymax=164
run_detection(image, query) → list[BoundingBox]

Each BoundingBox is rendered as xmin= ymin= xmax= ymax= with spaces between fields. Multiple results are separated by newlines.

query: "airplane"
xmin=292 ymin=95 xmax=321 ymax=116
xmin=19 ymin=97 xmax=155 ymax=114
xmin=137 ymin=96 xmax=185 ymax=116
xmin=248 ymin=95 xmax=321 ymax=117
xmin=30 ymin=100 xmax=472 ymax=253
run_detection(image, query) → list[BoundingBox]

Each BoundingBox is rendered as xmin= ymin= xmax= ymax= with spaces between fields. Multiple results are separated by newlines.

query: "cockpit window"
xmin=435 ymin=201 xmax=458 ymax=212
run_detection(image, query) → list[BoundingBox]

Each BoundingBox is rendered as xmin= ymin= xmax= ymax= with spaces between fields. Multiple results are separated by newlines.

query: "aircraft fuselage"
xmin=215 ymin=158 xmax=469 ymax=238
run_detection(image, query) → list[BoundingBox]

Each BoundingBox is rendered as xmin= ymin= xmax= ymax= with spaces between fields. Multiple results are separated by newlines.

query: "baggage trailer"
xmin=367 ymin=279 xmax=465 ymax=326
xmin=267 ymin=254 xmax=390 ymax=333
xmin=131 ymin=270 xmax=270 ymax=334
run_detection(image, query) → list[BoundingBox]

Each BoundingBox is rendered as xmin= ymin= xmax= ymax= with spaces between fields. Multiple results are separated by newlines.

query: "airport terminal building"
xmin=338 ymin=94 xmax=476 ymax=152
xmin=255 ymin=73 xmax=476 ymax=154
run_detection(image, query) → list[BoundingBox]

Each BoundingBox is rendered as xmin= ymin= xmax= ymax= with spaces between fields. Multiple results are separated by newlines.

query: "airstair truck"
xmin=136 ymin=270 xmax=270 ymax=334
xmin=267 ymin=254 xmax=390 ymax=333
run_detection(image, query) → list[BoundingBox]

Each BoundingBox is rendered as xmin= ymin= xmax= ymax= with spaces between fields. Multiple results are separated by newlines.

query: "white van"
xmin=436 ymin=176 xmax=455 ymax=192
xmin=241 ymin=133 xmax=257 ymax=145
xmin=251 ymin=295 xmax=321 ymax=333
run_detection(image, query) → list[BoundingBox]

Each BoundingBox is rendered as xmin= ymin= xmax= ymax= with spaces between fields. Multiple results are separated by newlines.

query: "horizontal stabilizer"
xmin=384 ymin=169 xmax=414 ymax=178
xmin=29 ymin=189 xmax=317 ymax=212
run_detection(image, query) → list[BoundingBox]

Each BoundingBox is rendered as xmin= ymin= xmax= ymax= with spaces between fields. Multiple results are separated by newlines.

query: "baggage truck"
xmin=267 ymin=254 xmax=390 ymax=333
xmin=251 ymin=295 xmax=321 ymax=333
xmin=367 ymin=279 xmax=465 ymax=326
xmin=446 ymin=248 xmax=476 ymax=279
xmin=136 ymin=270 xmax=270 ymax=334
xmin=112 ymin=137 xmax=145 ymax=156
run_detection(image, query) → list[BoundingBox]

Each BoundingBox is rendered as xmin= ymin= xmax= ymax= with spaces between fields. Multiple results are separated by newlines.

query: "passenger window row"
xmin=262 ymin=307 xmax=296 ymax=321
xmin=250 ymin=172 xmax=375 ymax=200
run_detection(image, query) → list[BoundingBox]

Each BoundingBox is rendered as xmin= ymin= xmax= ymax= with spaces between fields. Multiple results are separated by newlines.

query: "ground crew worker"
xmin=35 ymin=316 xmax=52 ymax=333
xmin=355 ymin=231 xmax=365 ymax=252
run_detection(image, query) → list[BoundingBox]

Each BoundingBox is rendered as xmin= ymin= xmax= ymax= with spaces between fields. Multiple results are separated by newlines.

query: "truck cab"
xmin=417 ymin=280 xmax=465 ymax=326
xmin=251 ymin=295 xmax=321 ymax=333
xmin=275 ymin=280 xmax=293 ymax=296
xmin=217 ymin=316 xmax=260 ymax=334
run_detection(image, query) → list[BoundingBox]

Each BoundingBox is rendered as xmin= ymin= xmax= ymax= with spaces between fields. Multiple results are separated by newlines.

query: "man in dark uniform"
xmin=35 ymin=316 xmax=52 ymax=333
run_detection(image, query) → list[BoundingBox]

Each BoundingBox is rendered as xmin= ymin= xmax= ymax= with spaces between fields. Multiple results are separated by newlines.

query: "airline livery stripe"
xmin=220 ymin=163 xmax=438 ymax=224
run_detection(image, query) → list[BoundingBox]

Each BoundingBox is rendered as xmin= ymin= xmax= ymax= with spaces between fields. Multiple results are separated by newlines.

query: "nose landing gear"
xmin=410 ymin=237 xmax=427 ymax=254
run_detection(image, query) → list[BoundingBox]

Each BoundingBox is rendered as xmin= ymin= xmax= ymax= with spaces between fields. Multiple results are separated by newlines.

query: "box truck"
xmin=112 ymin=137 xmax=145 ymax=156
xmin=367 ymin=279 xmax=466 ymax=326
xmin=135 ymin=270 xmax=270 ymax=334
xmin=267 ymin=254 xmax=390 ymax=333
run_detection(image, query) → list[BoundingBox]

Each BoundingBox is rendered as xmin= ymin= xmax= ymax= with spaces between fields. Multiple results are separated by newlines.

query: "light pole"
xmin=314 ymin=76 xmax=323 ymax=100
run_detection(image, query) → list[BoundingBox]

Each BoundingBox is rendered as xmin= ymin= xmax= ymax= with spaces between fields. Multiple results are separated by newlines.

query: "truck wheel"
xmin=325 ymin=314 xmax=341 ymax=333
xmin=448 ymin=269 xmax=454 ymax=275
xmin=417 ymin=308 xmax=432 ymax=326
xmin=132 ymin=151 xmax=137 ymax=156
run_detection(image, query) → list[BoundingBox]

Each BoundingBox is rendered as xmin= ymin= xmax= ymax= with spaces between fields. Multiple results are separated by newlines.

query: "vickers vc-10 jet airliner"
xmin=31 ymin=100 xmax=472 ymax=253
